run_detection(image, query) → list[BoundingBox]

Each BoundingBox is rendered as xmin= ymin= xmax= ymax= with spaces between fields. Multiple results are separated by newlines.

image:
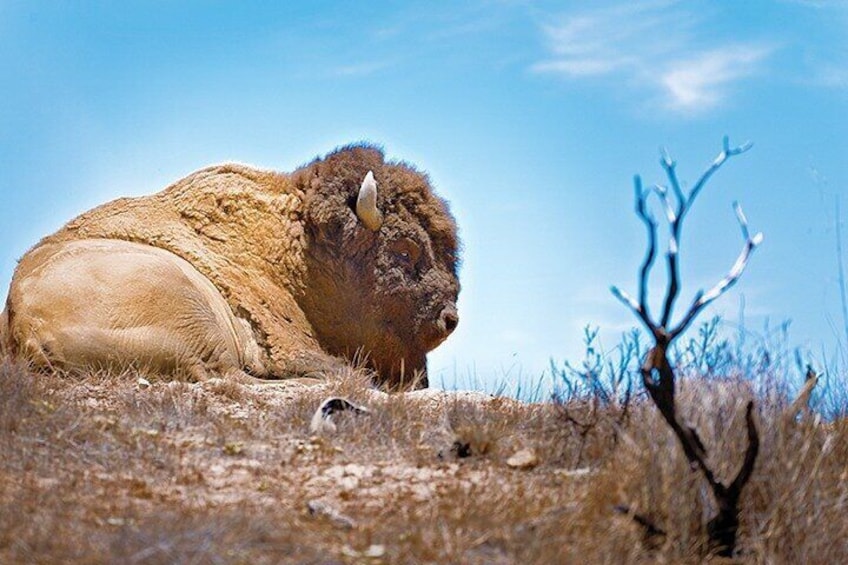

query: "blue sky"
xmin=1 ymin=1 xmax=847 ymax=392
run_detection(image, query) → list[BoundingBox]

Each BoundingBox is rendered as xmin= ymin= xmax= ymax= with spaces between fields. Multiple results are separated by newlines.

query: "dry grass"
xmin=0 ymin=355 xmax=845 ymax=564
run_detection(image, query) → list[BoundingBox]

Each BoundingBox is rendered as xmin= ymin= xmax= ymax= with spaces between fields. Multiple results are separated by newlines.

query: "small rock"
xmin=506 ymin=448 xmax=539 ymax=470
xmin=307 ymin=499 xmax=355 ymax=530
xmin=106 ymin=517 xmax=126 ymax=526
xmin=137 ymin=377 xmax=151 ymax=389
xmin=341 ymin=544 xmax=385 ymax=559
xmin=363 ymin=545 xmax=386 ymax=558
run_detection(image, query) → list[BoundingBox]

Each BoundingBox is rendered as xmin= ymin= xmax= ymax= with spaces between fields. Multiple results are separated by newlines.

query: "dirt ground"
xmin=0 ymin=361 xmax=600 ymax=564
xmin=1 ymin=359 xmax=846 ymax=564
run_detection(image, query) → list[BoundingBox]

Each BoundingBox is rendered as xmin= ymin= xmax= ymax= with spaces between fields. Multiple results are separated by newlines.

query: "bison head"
xmin=297 ymin=144 xmax=460 ymax=390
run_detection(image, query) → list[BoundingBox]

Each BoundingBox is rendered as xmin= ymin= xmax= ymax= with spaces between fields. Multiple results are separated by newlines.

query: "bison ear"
xmin=355 ymin=171 xmax=383 ymax=231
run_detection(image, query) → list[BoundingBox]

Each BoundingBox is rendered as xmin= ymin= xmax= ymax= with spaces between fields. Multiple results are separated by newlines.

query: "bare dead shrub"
xmin=611 ymin=137 xmax=762 ymax=557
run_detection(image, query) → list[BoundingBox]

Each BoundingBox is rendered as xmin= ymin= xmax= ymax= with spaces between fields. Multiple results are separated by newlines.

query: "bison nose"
xmin=439 ymin=306 xmax=459 ymax=335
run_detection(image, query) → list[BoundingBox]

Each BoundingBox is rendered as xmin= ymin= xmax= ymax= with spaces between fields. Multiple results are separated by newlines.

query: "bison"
xmin=1 ymin=144 xmax=461 ymax=390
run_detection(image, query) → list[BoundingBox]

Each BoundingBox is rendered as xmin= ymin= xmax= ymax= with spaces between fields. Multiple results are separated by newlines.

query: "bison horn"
xmin=356 ymin=171 xmax=383 ymax=231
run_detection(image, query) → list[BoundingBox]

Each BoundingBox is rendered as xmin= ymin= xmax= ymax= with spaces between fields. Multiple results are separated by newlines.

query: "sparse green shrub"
xmin=551 ymin=325 xmax=641 ymax=407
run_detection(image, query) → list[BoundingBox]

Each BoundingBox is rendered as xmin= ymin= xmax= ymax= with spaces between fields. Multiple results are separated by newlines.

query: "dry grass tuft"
xmin=0 ymin=354 xmax=845 ymax=563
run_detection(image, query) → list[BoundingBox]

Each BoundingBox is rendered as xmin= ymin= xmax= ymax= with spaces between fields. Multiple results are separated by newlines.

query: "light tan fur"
xmin=7 ymin=163 xmax=332 ymax=379
xmin=8 ymin=239 xmax=264 ymax=380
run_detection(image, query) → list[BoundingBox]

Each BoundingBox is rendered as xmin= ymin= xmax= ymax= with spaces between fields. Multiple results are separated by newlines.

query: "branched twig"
xmin=657 ymin=137 xmax=754 ymax=333
xmin=689 ymin=136 xmax=753 ymax=207
xmin=559 ymin=401 xmax=599 ymax=467
xmin=613 ymin=139 xmax=759 ymax=339
xmin=611 ymin=175 xmax=659 ymax=332
xmin=671 ymin=202 xmax=763 ymax=340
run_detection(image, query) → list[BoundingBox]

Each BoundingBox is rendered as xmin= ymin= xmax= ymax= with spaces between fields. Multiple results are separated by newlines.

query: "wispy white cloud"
xmin=660 ymin=46 xmax=773 ymax=111
xmin=531 ymin=2 xmax=775 ymax=114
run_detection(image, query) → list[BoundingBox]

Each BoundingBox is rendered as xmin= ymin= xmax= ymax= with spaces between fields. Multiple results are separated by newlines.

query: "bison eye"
xmin=389 ymin=237 xmax=421 ymax=267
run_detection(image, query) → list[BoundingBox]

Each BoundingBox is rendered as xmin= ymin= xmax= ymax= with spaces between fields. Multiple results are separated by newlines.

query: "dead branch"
xmin=611 ymin=137 xmax=762 ymax=557
xmin=614 ymin=504 xmax=667 ymax=549
xmin=671 ymin=202 xmax=763 ymax=340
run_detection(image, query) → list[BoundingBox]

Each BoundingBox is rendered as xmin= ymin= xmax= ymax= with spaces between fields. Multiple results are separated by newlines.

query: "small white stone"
xmin=363 ymin=544 xmax=386 ymax=558
xmin=506 ymin=448 xmax=539 ymax=470
xmin=106 ymin=517 xmax=126 ymax=526
xmin=341 ymin=544 xmax=386 ymax=559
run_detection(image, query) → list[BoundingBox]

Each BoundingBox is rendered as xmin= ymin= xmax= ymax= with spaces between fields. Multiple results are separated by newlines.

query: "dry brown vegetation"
xmin=1 ymin=355 xmax=846 ymax=564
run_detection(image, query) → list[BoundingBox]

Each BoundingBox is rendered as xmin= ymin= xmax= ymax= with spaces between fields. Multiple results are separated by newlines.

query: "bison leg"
xmin=224 ymin=368 xmax=323 ymax=387
xmin=7 ymin=239 xmax=261 ymax=380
